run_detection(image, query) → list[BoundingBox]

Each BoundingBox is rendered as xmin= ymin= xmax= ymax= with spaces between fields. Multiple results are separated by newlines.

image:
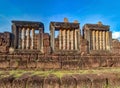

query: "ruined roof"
xmin=83 ymin=22 xmax=110 ymax=31
xmin=12 ymin=20 xmax=44 ymax=28
xmin=50 ymin=22 xmax=80 ymax=30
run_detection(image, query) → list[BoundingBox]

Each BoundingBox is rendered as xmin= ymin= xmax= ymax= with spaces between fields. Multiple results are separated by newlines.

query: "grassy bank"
xmin=0 ymin=67 xmax=120 ymax=78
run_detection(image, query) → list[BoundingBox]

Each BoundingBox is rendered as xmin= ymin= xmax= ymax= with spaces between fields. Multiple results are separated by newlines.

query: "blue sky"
xmin=0 ymin=0 xmax=120 ymax=39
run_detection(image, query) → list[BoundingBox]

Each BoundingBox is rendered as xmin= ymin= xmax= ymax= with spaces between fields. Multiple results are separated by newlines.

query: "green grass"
xmin=0 ymin=67 xmax=120 ymax=78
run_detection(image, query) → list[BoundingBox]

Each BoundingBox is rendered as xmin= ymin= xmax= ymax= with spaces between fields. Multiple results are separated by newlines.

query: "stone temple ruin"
xmin=0 ymin=18 xmax=120 ymax=69
xmin=83 ymin=22 xmax=112 ymax=54
xmin=50 ymin=18 xmax=80 ymax=54
xmin=12 ymin=21 xmax=44 ymax=52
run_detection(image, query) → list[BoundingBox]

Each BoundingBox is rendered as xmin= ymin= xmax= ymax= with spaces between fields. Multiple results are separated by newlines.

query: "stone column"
xmin=22 ymin=28 xmax=25 ymax=49
xmin=106 ymin=31 xmax=109 ymax=50
xmin=75 ymin=29 xmax=78 ymax=50
xmin=87 ymin=30 xmax=91 ymax=51
xmin=67 ymin=29 xmax=70 ymax=50
xmin=94 ymin=31 xmax=96 ymax=50
xmin=63 ymin=29 xmax=66 ymax=50
xmin=96 ymin=30 xmax=99 ymax=50
xmin=65 ymin=30 xmax=67 ymax=50
xmin=77 ymin=29 xmax=80 ymax=50
xmin=12 ymin=24 xmax=17 ymax=49
xmin=31 ymin=28 xmax=35 ymax=49
xmin=71 ymin=30 xmax=74 ymax=50
xmin=92 ymin=30 xmax=95 ymax=50
xmin=39 ymin=27 xmax=44 ymax=52
xmin=59 ymin=29 xmax=62 ymax=50
xmin=103 ymin=31 xmax=105 ymax=50
xmin=50 ymin=26 xmax=55 ymax=52
xmin=101 ymin=31 xmax=103 ymax=50
xmin=90 ymin=30 xmax=92 ymax=50
xmin=26 ymin=28 xmax=30 ymax=49
xmin=18 ymin=27 xmax=22 ymax=49
xmin=109 ymin=31 xmax=112 ymax=50
xmin=99 ymin=31 xmax=102 ymax=50
xmin=24 ymin=29 xmax=26 ymax=49
xmin=98 ymin=31 xmax=100 ymax=50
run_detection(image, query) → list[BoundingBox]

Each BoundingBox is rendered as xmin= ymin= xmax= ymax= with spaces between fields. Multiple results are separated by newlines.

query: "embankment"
xmin=0 ymin=73 xmax=120 ymax=88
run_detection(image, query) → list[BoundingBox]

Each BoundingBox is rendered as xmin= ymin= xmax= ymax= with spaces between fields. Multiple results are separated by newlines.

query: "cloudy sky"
xmin=0 ymin=0 xmax=120 ymax=39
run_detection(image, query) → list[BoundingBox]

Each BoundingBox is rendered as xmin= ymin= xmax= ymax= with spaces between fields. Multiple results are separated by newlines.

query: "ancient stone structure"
xmin=12 ymin=21 xmax=44 ymax=52
xmin=50 ymin=18 xmax=80 ymax=53
xmin=83 ymin=22 xmax=112 ymax=53
xmin=0 ymin=18 xmax=119 ymax=70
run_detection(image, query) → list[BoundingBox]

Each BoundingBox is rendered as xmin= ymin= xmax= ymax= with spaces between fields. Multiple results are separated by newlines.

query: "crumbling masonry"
xmin=0 ymin=18 xmax=120 ymax=69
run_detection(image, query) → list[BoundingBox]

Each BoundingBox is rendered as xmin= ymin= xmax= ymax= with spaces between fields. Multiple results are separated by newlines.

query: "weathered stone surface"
xmin=0 ymin=54 xmax=120 ymax=70
xmin=0 ymin=76 xmax=14 ymax=88
xmin=27 ymin=76 xmax=44 ymax=88
xmin=0 ymin=20 xmax=119 ymax=70
xmin=0 ymin=32 xmax=11 ymax=53
xmin=43 ymin=47 xmax=51 ymax=54
xmin=43 ymin=75 xmax=60 ymax=88
xmin=0 ymin=73 xmax=120 ymax=88
xmin=61 ymin=75 xmax=77 ymax=88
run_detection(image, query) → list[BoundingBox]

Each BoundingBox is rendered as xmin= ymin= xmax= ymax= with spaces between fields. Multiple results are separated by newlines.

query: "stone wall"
xmin=80 ymin=37 xmax=88 ymax=54
xmin=0 ymin=73 xmax=120 ymax=88
xmin=0 ymin=53 xmax=120 ymax=70
xmin=112 ymin=39 xmax=120 ymax=54
xmin=0 ymin=32 xmax=12 ymax=53
xmin=43 ymin=33 xmax=51 ymax=53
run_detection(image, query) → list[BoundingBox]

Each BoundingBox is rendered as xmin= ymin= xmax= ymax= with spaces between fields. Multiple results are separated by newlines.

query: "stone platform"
xmin=0 ymin=69 xmax=120 ymax=88
xmin=0 ymin=53 xmax=120 ymax=70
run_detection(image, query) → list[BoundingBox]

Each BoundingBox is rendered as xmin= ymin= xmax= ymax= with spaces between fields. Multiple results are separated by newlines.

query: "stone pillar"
xmin=99 ymin=31 xmax=102 ymax=50
xmin=22 ymin=28 xmax=25 ymax=49
xmin=92 ymin=30 xmax=95 ymax=50
xmin=12 ymin=24 xmax=17 ymax=49
xmin=77 ymin=29 xmax=80 ymax=50
xmin=101 ymin=31 xmax=103 ymax=50
xmin=59 ymin=30 xmax=62 ymax=50
xmin=65 ymin=30 xmax=67 ymax=50
xmin=106 ymin=31 xmax=109 ymax=50
xmin=26 ymin=28 xmax=30 ymax=49
xmin=103 ymin=31 xmax=105 ymax=50
xmin=31 ymin=28 xmax=35 ymax=49
xmin=50 ymin=26 xmax=55 ymax=52
xmin=18 ymin=27 xmax=22 ymax=49
xmin=39 ymin=27 xmax=44 ymax=52
xmin=109 ymin=31 xmax=112 ymax=50
xmin=24 ymin=29 xmax=27 ymax=49
xmin=87 ymin=30 xmax=91 ymax=51
xmin=90 ymin=30 xmax=92 ymax=50
xmin=71 ymin=30 xmax=74 ymax=50
xmin=75 ymin=29 xmax=78 ymax=50
xmin=67 ymin=29 xmax=70 ymax=50
xmin=98 ymin=31 xmax=100 ymax=50
xmin=94 ymin=31 xmax=96 ymax=50
xmin=96 ymin=31 xmax=99 ymax=50
xmin=63 ymin=29 xmax=66 ymax=50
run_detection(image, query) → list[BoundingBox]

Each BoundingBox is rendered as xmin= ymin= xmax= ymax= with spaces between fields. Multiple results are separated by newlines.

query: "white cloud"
xmin=112 ymin=31 xmax=120 ymax=39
